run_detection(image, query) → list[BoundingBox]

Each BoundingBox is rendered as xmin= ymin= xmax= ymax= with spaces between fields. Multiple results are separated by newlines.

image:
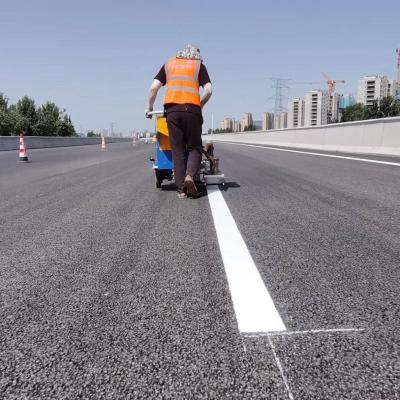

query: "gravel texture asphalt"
xmin=0 ymin=141 xmax=399 ymax=399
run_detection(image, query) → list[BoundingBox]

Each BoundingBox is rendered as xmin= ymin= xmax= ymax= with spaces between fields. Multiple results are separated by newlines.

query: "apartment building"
xmin=220 ymin=118 xmax=234 ymax=131
xmin=242 ymin=113 xmax=253 ymax=130
xmin=304 ymin=90 xmax=329 ymax=126
xmin=339 ymin=94 xmax=356 ymax=109
xmin=233 ymin=120 xmax=242 ymax=132
xmin=357 ymin=75 xmax=389 ymax=106
xmin=329 ymin=92 xmax=340 ymax=123
xmin=388 ymin=79 xmax=400 ymax=98
xmin=395 ymin=48 xmax=400 ymax=98
xmin=262 ymin=112 xmax=274 ymax=130
xmin=288 ymin=99 xmax=304 ymax=128
xmin=274 ymin=112 xmax=288 ymax=129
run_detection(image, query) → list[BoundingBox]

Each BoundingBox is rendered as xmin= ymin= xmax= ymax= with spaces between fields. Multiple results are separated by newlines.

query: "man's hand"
xmin=144 ymin=108 xmax=153 ymax=119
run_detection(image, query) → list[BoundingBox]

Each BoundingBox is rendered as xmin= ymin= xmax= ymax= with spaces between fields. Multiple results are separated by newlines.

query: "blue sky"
xmin=1 ymin=0 xmax=399 ymax=133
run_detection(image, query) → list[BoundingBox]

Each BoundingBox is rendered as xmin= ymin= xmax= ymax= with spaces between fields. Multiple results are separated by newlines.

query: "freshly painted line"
xmin=217 ymin=141 xmax=400 ymax=167
xmin=207 ymin=187 xmax=286 ymax=333
xmin=268 ymin=336 xmax=294 ymax=400
xmin=243 ymin=327 xmax=363 ymax=338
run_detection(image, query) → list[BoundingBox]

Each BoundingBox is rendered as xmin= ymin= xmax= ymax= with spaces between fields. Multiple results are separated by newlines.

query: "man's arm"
xmin=145 ymin=66 xmax=166 ymax=118
xmin=147 ymin=79 xmax=163 ymax=111
xmin=201 ymin=82 xmax=213 ymax=109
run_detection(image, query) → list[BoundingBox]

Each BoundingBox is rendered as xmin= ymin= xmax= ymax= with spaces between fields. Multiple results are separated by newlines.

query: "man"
xmin=145 ymin=45 xmax=213 ymax=198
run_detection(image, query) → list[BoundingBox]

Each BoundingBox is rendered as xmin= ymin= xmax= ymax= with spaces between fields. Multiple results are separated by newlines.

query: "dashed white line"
xmin=217 ymin=141 xmax=400 ymax=167
xmin=207 ymin=187 xmax=286 ymax=333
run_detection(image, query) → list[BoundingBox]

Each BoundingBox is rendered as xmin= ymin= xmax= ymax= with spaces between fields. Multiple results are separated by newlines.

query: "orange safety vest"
xmin=164 ymin=58 xmax=201 ymax=106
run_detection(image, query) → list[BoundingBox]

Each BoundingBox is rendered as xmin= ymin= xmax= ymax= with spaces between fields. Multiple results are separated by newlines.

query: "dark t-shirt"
xmin=154 ymin=62 xmax=211 ymax=115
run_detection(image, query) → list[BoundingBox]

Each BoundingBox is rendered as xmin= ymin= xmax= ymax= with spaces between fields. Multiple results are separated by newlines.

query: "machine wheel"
xmin=155 ymin=170 xmax=162 ymax=188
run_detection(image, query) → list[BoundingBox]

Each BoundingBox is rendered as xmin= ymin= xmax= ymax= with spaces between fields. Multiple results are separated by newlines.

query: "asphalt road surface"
xmin=0 ymin=141 xmax=399 ymax=399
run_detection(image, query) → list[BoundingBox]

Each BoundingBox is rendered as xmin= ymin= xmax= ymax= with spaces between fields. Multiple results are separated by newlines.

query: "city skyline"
xmin=218 ymin=57 xmax=400 ymax=132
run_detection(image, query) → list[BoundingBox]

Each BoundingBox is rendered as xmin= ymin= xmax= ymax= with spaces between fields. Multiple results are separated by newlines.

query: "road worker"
xmin=145 ymin=45 xmax=213 ymax=198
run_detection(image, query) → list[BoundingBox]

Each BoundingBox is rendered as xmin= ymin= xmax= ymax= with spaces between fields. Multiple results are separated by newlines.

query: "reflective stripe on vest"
xmin=164 ymin=58 xmax=201 ymax=106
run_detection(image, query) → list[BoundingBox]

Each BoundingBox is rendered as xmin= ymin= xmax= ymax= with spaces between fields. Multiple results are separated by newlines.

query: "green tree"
xmin=379 ymin=96 xmax=400 ymax=118
xmin=15 ymin=96 xmax=37 ymax=135
xmin=341 ymin=97 xmax=400 ymax=123
xmin=365 ymin=100 xmax=381 ymax=119
xmin=57 ymin=113 xmax=76 ymax=136
xmin=0 ymin=93 xmax=13 ymax=136
xmin=341 ymin=103 xmax=366 ymax=122
xmin=33 ymin=102 xmax=60 ymax=136
xmin=243 ymin=124 xmax=256 ymax=131
xmin=0 ymin=93 xmax=77 ymax=136
xmin=33 ymin=103 xmax=76 ymax=136
xmin=87 ymin=130 xmax=100 ymax=137
xmin=0 ymin=93 xmax=8 ymax=110
xmin=213 ymin=128 xmax=233 ymax=134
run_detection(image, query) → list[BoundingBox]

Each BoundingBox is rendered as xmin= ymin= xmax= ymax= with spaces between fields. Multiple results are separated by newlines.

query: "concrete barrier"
xmin=209 ymin=117 xmax=400 ymax=156
xmin=0 ymin=136 xmax=132 ymax=151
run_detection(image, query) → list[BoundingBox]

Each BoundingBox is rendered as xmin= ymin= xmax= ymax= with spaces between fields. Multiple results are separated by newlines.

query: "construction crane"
xmin=322 ymin=72 xmax=345 ymax=93
xmin=292 ymin=72 xmax=345 ymax=93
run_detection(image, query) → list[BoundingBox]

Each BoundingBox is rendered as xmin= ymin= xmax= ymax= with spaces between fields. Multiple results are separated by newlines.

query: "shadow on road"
xmin=161 ymin=182 xmax=177 ymax=191
xmin=219 ymin=181 xmax=241 ymax=191
xmin=159 ymin=181 xmax=241 ymax=198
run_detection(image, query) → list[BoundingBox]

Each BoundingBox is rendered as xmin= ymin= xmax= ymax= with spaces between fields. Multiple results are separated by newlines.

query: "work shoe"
xmin=184 ymin=175 xmax=198 ymax=198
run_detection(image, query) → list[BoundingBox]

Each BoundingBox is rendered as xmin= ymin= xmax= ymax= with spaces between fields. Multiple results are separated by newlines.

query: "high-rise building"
xmin=274 ymin=112 xmax=288 ymax=129
xmin=388 ymin=79 xmax=396 ymax=97
xmin=339 ymin=94 xmax=356 ymax=109
xmin=388 ymin=79 xmax=399 ymax=98
xmin=397 ymin=48 xmax=400 ymax=82
xmin=396 ymin=48 xmax=400 ymax=99
xmin=288 ymin=99 xmax=305 ymax=128
xmin=233 ymin=120 xmax=242 ymax=132
xmin=262 ymin=112 xmax=274 ymax=130
xmin=329 ymin=92 xmax=340 ymax=123
xmin=282 ymin=112 xmax=288 ymax=129
xmin=221 ymin=118 xmax=234 ymax=131
xmin=357 ymin=75 xmax=389 ymax=106
xmin=242 ymin=113 xmax=253 ymax=130
xmin=304 ymin=90 xmax=329 ymax=126
xmin=395 ymin=81 xmax=400 ymax=99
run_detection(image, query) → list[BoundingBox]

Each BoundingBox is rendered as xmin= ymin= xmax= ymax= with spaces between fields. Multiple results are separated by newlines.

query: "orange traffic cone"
xmin=18 ymin=133 xmax=29 ymax=162
xmin=101 ymin=135 xmax=106 ymax=150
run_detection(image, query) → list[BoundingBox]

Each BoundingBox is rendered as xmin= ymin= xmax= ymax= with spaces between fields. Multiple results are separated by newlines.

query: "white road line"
xmin=243 ymin=327 xmax=363 ymax=338
xmin=217 ymin=141 xmax=400 ymax=167
xmin=268 ymin=336 xmax=295 ymax=400
xmin=207 ymin=187 xmax=286 ymax=333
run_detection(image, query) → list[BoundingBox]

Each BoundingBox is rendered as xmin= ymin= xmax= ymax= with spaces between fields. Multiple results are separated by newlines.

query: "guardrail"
xmin=209 ymin=117 xmax=400 ymax=156
xmin=0 ymin=136 xmax=132 ymax=151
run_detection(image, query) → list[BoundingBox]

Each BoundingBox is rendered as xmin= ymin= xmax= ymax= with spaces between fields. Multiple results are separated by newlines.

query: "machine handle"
xmin=147 ymin=110 xmax=164 ymax=116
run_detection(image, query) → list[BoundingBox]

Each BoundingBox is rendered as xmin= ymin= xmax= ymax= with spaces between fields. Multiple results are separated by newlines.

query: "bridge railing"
xmin=210 ymin=117 xmax=400 ymax=156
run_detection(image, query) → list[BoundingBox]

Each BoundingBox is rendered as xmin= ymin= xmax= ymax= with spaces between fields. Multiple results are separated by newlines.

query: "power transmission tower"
xmin=269 ymin=78 xmax=291 ymax=115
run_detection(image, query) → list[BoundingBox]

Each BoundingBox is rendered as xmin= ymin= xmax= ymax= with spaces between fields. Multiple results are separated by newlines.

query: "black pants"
xmin=166 ymin=111 xmax=203 ymax=191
